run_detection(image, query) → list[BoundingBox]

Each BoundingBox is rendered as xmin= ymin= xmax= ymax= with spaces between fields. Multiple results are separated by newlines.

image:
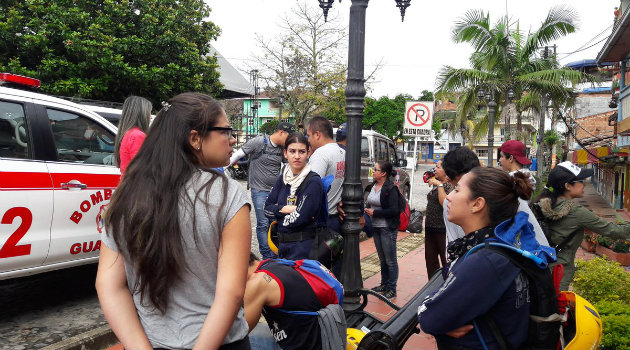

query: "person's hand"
xmin=428 ymin=178 xmax=442 ymax=187
xmin=280 ymin=205 xmax=297 ymax=214
xmin=359 ymin=214 xmax=366 ymax=228
xmin=446 ymin=324 xmax=474 ymax=338
xmin=337 ymin=201 xmax=346 ymax=220
xmin=364 ymin=208 xmax=374 ymax=216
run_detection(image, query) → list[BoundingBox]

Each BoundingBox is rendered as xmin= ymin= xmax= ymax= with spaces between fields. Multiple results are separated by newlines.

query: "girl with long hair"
xmin=96 ymin=93 xmax=252 ymax=350
xmin=365 ymin=160 xmax=401 ymax=300
xmin=113 ymin=95 xmax=152 ymax=174
xmin=419 ymin=167 xmax=553 ymax=349
xmin=532 ymin=161 xmax=630 ymax=290
xmin=264 ymin=133 xmax=324 ymax=260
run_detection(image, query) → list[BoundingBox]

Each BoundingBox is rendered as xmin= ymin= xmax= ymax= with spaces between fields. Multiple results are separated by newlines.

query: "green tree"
xmin=435 ymin=6 xmax=588 ymax=144
xmin=0 ymin=0 xmax=222 ymax=104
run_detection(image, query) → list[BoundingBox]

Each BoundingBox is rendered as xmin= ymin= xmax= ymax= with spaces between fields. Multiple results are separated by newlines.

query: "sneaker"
xmin=382 ymin=290 xmax=397 ymax=299
xmin=371 ymin=285 xmax=386 ymax=293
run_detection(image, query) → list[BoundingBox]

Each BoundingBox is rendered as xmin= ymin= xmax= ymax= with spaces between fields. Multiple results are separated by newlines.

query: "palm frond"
xmin=435 ymin=66 xmax=493 ymax=94
xmin=452 ymin=9 xmax=492 ymax=51
xmin=521 ymin=5 xmax=577 ymax=59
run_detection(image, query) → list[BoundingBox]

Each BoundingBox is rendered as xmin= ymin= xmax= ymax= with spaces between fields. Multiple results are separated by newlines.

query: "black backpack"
xmin=473 ymin=244 xmax=561 ymax=350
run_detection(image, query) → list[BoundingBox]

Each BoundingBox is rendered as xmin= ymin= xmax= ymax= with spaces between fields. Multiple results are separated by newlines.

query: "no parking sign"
xmin=403 ymin=101 xmax=433 ymax=137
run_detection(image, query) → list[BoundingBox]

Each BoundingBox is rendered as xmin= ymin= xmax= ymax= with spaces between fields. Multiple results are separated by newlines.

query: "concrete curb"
xmin=40 ymin=325 xmax=117 ymax=350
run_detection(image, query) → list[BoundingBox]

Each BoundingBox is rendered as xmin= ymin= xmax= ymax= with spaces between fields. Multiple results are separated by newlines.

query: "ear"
xmin=470 ymin=196 xmax=486 ymax=214
xmin=283 ymin=149 xmax=288 ymax=158
xmin=189 ymin=130 xmax=201 ymax=151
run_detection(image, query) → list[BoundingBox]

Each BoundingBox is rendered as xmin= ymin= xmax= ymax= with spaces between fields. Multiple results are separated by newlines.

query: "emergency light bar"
xmin=0 ymin=73 xmax=41 ymax=88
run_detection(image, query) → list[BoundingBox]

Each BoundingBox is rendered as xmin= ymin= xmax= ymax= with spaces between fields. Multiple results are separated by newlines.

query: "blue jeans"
xmin=373 ymin=227 xmax=399 ymax=291
xmin=249 ymin=323 xmax=282 ymax=350
xmin=251 ymin=188 xmax=276 ymax=259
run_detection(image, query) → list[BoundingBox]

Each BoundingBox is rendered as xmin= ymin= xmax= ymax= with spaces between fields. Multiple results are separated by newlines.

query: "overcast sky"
xmin=209 ymin=0 xmax=618 ymax=98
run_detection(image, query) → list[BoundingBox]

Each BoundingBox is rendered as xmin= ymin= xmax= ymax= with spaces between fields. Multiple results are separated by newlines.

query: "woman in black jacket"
xmin=365 ymin=160 xmax=401 ymax=299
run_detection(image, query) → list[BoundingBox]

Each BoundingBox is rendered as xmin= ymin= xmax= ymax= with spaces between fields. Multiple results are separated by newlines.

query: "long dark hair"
xmin=106 ymin=92 xmax=226 ymax=313
xmin=467 ymin=167 xmax=533 ymax=226
xmin=113 ymin=96 xmax=152 ymax=166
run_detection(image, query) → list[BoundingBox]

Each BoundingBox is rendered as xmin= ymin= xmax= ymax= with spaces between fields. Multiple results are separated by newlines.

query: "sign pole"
xmin=409 ymin=136 xmax=419 ymax=206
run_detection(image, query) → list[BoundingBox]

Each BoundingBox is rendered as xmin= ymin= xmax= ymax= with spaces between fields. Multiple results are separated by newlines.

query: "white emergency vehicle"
xmin=0 ymin=73 xmax=120 ymax=280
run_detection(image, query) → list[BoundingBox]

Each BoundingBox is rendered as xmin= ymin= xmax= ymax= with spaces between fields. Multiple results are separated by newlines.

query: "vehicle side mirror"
xmin=397 ymin=159 xmax=407 ymax=167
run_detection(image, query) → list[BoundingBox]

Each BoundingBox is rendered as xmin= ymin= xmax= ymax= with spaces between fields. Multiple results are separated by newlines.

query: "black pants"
xmin=424 ymin=227 xmax=447 ymax=279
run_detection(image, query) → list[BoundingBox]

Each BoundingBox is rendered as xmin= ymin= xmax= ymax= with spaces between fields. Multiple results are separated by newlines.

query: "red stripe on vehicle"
xmin=1 ymin=172 xmax=120 ymax=189
xmin=0 ymin=172 xmax=53 ymax=189
xmin=50 ymin=173 xmax=120 ymax=189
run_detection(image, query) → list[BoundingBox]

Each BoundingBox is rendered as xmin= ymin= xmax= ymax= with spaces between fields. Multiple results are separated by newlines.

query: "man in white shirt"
xmin=306 ymin=116 xmax=345 ymax=233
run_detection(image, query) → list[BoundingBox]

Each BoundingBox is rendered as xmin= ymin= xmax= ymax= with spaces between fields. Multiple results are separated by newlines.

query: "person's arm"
xmin=264 ymin=176 xmax=284 ymax=219
xmin=228 ymin=149 xmax=246 ymax=167
xmin=428 ymin=178 xmax=448 ymax=205
xmin=279 ymin=179 xmax=323 ymax=228
xmin=575 ymin=206 xmax=630 ymax=240
xmin=244 ymin=274 xmax=267 ymax=331
xmin=194 ymin=205 xmax=252 ymax=350
xmin=96 ymin=245 xmax=152 ymax=350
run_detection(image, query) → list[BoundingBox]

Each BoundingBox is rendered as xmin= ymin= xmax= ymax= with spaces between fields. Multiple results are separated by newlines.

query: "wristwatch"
xmin=437 ymin=184 xmax=444 ymax=188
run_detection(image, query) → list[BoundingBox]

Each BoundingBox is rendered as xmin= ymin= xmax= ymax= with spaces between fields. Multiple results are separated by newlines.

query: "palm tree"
xmin=436 ymin=6 xmax=589 ymax=144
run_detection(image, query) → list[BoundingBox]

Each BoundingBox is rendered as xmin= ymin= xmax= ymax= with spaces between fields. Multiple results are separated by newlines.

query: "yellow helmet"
xmin=346 ymin=328 xmax=366 ymax=350
xmin=268 ymin=221 xmax=279 ymax=255
xmin=562 ymin=291 xmax=603 ymax=350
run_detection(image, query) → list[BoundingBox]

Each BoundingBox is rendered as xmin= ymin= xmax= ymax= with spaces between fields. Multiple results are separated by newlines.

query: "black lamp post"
xmin=316 ymin=0 xmax=412 ymax=312
xmin=478 ymin=88 xmax=514 ymax=167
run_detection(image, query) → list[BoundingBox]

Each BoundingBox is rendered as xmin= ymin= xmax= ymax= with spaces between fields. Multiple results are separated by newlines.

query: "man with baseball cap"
xmin=228 ymin=122 xmax=296 ymax=259
xmin=335 ymin=123 xmax=347 ymax=149
xmin=498 ymin=140 xmax=536 ymax=186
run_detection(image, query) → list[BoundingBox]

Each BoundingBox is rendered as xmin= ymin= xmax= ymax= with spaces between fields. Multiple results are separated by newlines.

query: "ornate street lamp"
xmin=316 ymin=0 xmax=412 ymax=311
xmin=478 ymin=88 xmax=514 ymax=167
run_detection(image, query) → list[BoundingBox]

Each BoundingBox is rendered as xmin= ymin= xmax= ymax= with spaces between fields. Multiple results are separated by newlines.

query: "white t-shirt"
xmin=309 ymin=142 xmax=345 ymax=215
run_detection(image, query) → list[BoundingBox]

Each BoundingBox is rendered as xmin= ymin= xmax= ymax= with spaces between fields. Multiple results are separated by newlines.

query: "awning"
xmin=597 ymin=10 xmax=630 ymax=63
xmin=569 ymin=146 xmax=629 ymax=164
xmin=565 ymin=59 xmax=615 ymax=70
xmin=209 ymin=45 xmax=254 ymax=99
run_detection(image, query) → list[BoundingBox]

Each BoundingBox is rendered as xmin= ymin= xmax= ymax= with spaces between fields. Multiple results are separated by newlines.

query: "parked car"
xmin=334 ymin=128 xmax=410 ymax=199
xmin=0 ymin=73 xmax=120 ymax=280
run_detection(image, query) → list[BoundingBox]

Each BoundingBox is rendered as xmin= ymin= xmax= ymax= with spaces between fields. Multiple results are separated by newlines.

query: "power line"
xmin=557 ymin=24 xmax=613 ymax=61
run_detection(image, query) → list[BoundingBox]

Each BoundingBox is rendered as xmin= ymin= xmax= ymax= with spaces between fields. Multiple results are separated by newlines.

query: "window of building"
xmin=476 ymin=148 xmax=488 ymax=159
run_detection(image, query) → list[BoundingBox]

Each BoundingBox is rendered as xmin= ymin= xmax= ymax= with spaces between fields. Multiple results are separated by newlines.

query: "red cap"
xmin=499 ymin=140 xmax=531 ymax=166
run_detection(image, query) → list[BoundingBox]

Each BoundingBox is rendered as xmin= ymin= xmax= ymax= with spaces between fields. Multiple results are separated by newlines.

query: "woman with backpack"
xmin=532 ymin=161 xmax=630 ymax=290
xmin=419 ymin=167 xmax=556 ymax=350
xmin=365 ymin=160 xmax=402 ymax=299
xmin=97 ymin=93 xmax=252 ymax=349
xmin=264 ymin=133 xmax=325 ymax=260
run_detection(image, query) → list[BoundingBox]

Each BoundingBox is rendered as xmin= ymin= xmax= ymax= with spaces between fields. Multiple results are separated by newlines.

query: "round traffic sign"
xmin=406 ymin=103 xmax=431 ymax=127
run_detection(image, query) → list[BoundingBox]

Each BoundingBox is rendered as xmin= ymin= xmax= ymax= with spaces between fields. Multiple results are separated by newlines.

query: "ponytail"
xmin=468 ymin=167 xmax=527 ymax=226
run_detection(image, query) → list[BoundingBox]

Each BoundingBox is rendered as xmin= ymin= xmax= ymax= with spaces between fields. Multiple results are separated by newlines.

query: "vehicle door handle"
xmin=61 ymin=180 xmax=87 ymax=189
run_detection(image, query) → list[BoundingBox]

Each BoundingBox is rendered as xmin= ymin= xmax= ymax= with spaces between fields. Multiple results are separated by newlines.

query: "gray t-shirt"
xmin=102 ymin=171 xmax=251 ymax=349
xmin=309 ymin=142 xmax=346 ymax=215
xmin=241 ymin=135 xmax=283 ymax=191
xmin=367 ymin=185 xmax=386 ymax=227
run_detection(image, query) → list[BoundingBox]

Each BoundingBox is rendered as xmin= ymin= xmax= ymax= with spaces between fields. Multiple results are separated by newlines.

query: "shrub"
xmin=573 ymin=257 xmax=630 ymax=304
xmin=611 ymin=240 xmax=630 ymax=253
xmin=595 ymin=301 xmax=630 ymax=350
